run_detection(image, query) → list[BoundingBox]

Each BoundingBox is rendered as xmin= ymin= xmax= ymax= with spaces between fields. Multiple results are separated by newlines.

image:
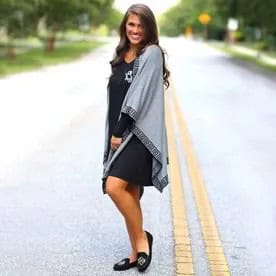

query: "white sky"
xmin=114 ymin=0 xmax=180 ymax=15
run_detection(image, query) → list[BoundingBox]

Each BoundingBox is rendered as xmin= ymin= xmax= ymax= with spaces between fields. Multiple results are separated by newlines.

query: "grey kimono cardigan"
xmin=102 ymin=45 xmax=169 ymax=193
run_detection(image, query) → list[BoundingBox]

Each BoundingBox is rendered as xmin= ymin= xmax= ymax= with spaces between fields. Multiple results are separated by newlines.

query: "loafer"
xmin=113 ymin=258 xmax=137 ymax=271
xmin=137 ymin=231 xmax=153 ymax=272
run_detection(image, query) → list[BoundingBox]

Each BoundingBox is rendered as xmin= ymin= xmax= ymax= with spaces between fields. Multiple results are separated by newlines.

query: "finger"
xmin=111 ymin=144 xmax=117 ymax=150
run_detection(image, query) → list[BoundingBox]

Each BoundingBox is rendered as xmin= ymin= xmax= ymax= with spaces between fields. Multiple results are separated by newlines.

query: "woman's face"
xmin=125 ymin=13 xmax=145 ymax=47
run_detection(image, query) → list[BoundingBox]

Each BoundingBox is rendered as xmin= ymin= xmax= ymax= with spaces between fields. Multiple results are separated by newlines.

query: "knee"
xmin=105 ymin=183 xmax=117 ymax=197
xmin=105 ymin=177 xmax=124 ymax=197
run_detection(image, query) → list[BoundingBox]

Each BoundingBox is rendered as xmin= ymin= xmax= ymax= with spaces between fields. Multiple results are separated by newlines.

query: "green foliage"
xmin=213 ymin=0 xmax=276 ymax=49
xmin=0 ymin=0 xmax=39 ymax=37
xmin=104 ymin=8 xmax=123 ymax=32
xmin=0 ymin=0 xmax=116 ymax=39
xmin=159 ymin=4 xmax=186 ymax=36
xmin=161 ymin=0 xmax=276 ymax=43
xmin=160 ymin=0 xmax=224 ymax=37
xmin=37 ymin=0 xmax=110 ymax=31
xmin=233 ymin=31 xmax=244 ymax=42
xmin=215 ymin=0 xmax=276 ymax=35
xmin=89 ymin=0 xmax=114 ymax=26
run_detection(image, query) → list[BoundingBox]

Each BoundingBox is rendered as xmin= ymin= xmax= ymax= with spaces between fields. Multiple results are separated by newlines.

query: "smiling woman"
xmin=101 ymin=3 xmax=170 ymax=274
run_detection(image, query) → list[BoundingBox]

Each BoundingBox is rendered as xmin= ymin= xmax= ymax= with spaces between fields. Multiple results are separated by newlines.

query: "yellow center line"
xmin=168 ymin=85 xmax=230 ymax=276
xmin=165 ymin=94 xmax=194 ymax=275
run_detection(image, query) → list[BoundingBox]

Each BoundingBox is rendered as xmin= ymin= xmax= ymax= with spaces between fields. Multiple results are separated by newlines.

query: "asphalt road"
xmin=0 ymin=37 xmax=276 ymax=276
xmin=163 ymin=37 xmax=276 ymax=276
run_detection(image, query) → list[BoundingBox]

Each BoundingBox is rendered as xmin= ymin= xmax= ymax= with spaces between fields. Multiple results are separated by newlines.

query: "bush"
xmin=207 ymin=26 xmax=227 ymax=41
xmin=265 ymin=35 xmax=276 ymax=50
xmin=233 ymin=31 xmax=245 ymax=42
xmin=255 ymin=41 xmax=269 ymax=51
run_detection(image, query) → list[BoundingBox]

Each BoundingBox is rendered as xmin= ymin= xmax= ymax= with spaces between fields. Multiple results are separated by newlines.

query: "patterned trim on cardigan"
xmin=153 ymin=175 xmax=169 ymax=192
xmin=132 ymin=126 xmax=162 ymax=163
xmin=103 ymin=151 xmax=108 ymax=164
xmin=121 ymin=106 xmax=138 ymax=120
xmin=133 ymin=57 xmax=140 ymax=78
xmin=132 ymin=125 xmax=168 ymax=192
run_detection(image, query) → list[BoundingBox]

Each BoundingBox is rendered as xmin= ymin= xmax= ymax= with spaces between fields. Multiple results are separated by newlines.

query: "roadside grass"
xmin=239 ymin=42 xmax=276 ymax=58
xmin=0 ymin=40 xmax=104 ymax=77
xmin=211 ymin=43 xmax=276 ymax=72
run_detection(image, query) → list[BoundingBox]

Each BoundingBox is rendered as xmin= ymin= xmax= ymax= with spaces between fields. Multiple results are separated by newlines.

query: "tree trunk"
xmin=45 ymin=34 xmax=56 ymax=52
xmin=7 ymin=46 xmax=16 ymax=59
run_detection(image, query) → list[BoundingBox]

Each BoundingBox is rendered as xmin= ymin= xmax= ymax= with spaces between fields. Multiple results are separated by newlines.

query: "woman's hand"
xmin=110 ymin=135 xmax=122 ymax=151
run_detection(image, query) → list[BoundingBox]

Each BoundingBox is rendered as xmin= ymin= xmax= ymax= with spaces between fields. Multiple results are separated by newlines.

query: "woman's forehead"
xmin=126 ymin=13 xmax=141 ymax=24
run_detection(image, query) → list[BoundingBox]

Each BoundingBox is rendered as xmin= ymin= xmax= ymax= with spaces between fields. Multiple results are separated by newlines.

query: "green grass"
xmin=0 ymin=40 xmax=104 ymax=77
xmin=211 ymin=43 xmax=276 ymax=72
xmin=239 ymin=41 xmax=276 ymax=58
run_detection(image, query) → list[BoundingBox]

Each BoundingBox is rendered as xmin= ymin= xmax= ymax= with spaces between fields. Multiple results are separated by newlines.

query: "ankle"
xmin=128 ymin=252 xmax=137 ymax=262
xmin=136 ymin=232 xmax=149 ymax=253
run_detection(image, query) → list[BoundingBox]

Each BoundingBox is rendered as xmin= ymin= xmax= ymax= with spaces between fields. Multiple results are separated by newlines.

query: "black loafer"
xmin=137 ymin=231 xmax=153 ymax=272
xmin=113 ymin=258 xmax=137 ymax=271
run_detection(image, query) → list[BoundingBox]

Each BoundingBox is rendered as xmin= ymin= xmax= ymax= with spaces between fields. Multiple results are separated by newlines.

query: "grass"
xmin=211 ymin=43 xmax=276 ymax=72
xmin=239 ymin=41 xmax=276 ymax=58
xmin=0 ymin=40 xmax=104 ymax=77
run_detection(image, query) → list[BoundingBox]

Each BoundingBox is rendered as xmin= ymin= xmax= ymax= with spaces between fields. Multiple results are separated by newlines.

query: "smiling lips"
xmin=130 ymin=34 xmax=142 ymax=41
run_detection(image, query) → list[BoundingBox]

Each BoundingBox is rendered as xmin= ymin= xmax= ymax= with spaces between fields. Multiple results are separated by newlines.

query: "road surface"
xmin=0 ymin=37 xmax=275 ymax=275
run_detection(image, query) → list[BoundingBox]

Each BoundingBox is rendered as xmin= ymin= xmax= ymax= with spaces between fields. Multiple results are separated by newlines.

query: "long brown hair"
xmin=110 ymin=4 xmax=170 ymax=88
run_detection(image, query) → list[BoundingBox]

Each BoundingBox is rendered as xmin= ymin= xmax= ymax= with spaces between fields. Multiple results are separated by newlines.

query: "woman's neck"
xmin=128 ymin=47 xmax=137 ymax=55
xmin=125 ymin=45 xmax=139 ymax=62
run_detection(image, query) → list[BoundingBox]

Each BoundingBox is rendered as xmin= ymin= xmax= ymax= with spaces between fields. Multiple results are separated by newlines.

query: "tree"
xmin=160 ymin=0 xmax=224 ymax=38
xmin=104 ymin=8 xmax=123 ymax=33
xmin=0 ymin=0 xmax=117 ymax=56
xmin=37 ymin=0 xmax=115 ymax=51
xmin=0 ymin=0 xmax=39 ymax=57
xmin=215 ymin=0 xmax=276 ymax=47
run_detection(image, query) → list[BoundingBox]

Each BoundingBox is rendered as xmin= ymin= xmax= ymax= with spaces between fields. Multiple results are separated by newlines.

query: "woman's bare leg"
xmin=106 ymin=176 xmax=149 ymax=258
xmin=124 ymin=183 xmax=142 ymax=261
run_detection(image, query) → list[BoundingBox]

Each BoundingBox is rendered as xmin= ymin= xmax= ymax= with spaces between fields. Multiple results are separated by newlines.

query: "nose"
xmin=133 ymin=25 xmax=140 ymax=33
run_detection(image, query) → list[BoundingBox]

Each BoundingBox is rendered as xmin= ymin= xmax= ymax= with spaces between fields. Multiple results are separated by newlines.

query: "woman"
xmin=102 ymin=4 xmax=170 ymax=272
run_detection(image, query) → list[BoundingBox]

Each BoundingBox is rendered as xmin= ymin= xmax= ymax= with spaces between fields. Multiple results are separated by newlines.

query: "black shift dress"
xmin=107 ymin=59 xmax=153 ymax=187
